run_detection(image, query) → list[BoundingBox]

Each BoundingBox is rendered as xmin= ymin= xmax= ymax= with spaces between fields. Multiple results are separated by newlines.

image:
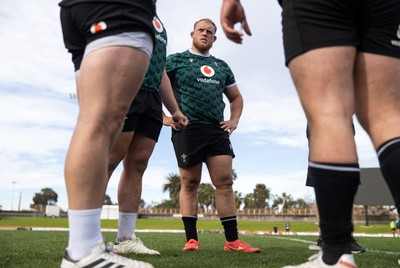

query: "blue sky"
xmin=0 ymin=0 xmax=380 ymax=211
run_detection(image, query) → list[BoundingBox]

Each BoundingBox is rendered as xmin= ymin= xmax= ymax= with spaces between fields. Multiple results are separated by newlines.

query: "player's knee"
xmin=181 ymin=177 xmax=200 ymax=191
xmin=133 ymin=159 xmax=149 ymax=174
xmin=214 ymin=178 xmax=233 ymax=190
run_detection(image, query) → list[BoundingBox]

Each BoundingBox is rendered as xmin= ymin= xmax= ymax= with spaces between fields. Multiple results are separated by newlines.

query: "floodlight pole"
xmin=11 ymin=181 xmax=16 ymax=211
xmin=18 ymin=192 xmax=22 ymax=211
xmin=364 ymin=205 xmax=369 ymax=226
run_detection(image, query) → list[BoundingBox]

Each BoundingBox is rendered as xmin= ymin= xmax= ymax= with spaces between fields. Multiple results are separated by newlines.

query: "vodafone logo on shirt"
xmin=200 ymin=65 xmax=215 ymax=77
xmin=197 ymin=65 xmax=220 ymax=84
xmin=90 ymin=21 xmax=107 ymax=34
xmin=153 ymin=17 xmax=163 ymax=33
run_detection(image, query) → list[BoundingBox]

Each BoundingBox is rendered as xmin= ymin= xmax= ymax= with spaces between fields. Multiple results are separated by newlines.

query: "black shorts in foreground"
xmin=171 ymin=123 xmax=235 ymax=168
xmin=281 ymin=0 xmax=400 ymax=65
xmin=60 ymin=1 xmax=154 ymax=71
xmin=122 ymin=91 xmax=162 ymax=142
xmin=306 ymin=164 xmax=361 ymax=187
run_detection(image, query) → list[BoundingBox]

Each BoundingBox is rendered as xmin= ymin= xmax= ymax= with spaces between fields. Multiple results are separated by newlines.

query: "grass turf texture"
xmin=0 ymin=217 xmax=398 ymax=267
xmin=0 ymin=231 xmax=399 ymax=267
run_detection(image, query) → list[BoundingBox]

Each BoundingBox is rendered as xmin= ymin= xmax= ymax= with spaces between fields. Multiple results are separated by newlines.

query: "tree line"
xmin=155 ymin=171 xmax=312 ymax=211
xmin=28 ymin=170 xmax=313 ymax=211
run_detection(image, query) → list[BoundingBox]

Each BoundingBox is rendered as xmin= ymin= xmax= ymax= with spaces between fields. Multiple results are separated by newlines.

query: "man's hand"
xmin=163 ymin=112 xmax=188 ymax=131
xmin=220 ymin=0 xmax=252 ymax=44
xmin=172 ymin=111 xmax=189 ymax=131
xmin=220 ymin=119 xmax=238 ymax=135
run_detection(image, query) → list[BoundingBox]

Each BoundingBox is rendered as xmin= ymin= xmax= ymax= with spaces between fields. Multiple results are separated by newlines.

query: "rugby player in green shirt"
xmin=166 ymin=18 xmax=260 ymax=253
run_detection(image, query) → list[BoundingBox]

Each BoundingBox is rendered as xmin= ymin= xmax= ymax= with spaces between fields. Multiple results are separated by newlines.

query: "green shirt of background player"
xmin=139 ymin=14 xmax=167 ymax=93
xmin=165 ymin=40 xmax=236 ymax=125
xmin=165 ymin=18 xmax=260 ymax=253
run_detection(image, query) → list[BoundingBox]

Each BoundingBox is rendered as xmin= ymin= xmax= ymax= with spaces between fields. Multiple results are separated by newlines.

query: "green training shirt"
xmin=140 ymin=15 xmax=167 ymax=92
xmin=165 ymin=49 xmax=236 ymax=124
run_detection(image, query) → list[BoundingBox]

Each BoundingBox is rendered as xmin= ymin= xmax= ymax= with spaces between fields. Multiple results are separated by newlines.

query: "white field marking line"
xmin=262 ymin=235 xmax=315 ymax=245
xmin=29 ymin=227 xmax=185 ymax=233
xmin=364 ymin=249 xmax=398 ymax=256
xmin=243 ymin=234 xmax=399 ymax=256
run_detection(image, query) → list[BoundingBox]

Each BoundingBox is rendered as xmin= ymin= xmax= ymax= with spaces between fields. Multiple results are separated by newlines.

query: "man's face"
xmin=191 ymin=21 xmax=216 ymax=53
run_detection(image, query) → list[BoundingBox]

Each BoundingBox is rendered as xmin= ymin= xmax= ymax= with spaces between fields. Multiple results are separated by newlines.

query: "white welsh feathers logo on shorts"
xmin=153 ymin=17 xmax=163 ymax=33
xmin=200 ymin=65 xmax=215 ymax=77
xmin=397 ymin=24 xmax=400 ymax=39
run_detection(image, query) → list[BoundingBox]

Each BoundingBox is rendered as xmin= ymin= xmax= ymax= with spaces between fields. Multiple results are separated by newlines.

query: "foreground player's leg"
xmin=284 ymin=46 xmax=358 ymax=267
xmin=62 ymin=45 xmax=153 ymax=268
xmin=113 ymin=134 xmax=160 ymax=255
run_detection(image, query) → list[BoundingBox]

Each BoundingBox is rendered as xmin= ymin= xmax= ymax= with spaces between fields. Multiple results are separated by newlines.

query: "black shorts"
xmin=306 ymin=165 xmax=361 ymax=187
xmin=171 ymin=123 xmax=235 ymax=168
xmin=281 ymin=0 xmax=400 ymax=65
xmin=60 ymin=1 xmax=154 ymax=71
xmin=122 ymin=91 xmax=163 ymax=142
xmin=305 ymin=166 xmax=313 ymax=187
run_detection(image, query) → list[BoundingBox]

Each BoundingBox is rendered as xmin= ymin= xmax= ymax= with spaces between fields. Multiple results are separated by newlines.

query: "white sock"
xmin=67 ymin=208 xmax=103 ymax=260
xmin=117 ymin=212 xmax=137 ymax=242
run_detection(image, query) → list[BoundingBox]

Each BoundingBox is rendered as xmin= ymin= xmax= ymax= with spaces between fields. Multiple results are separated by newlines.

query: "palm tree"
xmin=162 ymin=173 xmax=181 ymax=208
xmin=271 ymin=192 xmax=295 ymax=212
xmin=253 ymin=183 xmax=271 ymax=208
xmin=234 ymin=190 xmax=243 ymax=209
xmin=243 ymin=193 xmax=256 ymax=209
xmin=103 ymin=194 xmax=113 ymax=205
xmin=293 ymin=198 xmax=310 ymax=209
xmin=198 ymin=183 xmax=215 ymax=213
xmin=281 ymin=192 xmax=294 ymax=209
xmin=232 ymin=169 xmax=237 ymax=181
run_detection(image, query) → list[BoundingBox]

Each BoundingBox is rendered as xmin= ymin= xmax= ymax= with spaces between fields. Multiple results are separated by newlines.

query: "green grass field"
xmin=1 ymin=217 xmax=399 ymax=267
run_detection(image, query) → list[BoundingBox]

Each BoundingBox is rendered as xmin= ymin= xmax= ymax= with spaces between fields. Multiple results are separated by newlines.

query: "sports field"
xmin=1 ymin=217 xmax=398 ymax=267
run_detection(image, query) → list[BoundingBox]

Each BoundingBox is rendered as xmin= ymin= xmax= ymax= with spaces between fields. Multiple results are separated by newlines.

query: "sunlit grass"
xmin=0 ymin=231 xmax=399 ymax=268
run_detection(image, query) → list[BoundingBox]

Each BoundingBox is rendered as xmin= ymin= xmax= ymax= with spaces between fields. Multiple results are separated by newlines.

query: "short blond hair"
xmin=193 ymin=18 xmax=217 ymax=34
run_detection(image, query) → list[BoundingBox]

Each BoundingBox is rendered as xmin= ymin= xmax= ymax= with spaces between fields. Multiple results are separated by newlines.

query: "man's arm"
xmin=159 ymin=70 xmax=188 ymax=130
xmin=220 ymin=85 xmax=243 ymax=134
